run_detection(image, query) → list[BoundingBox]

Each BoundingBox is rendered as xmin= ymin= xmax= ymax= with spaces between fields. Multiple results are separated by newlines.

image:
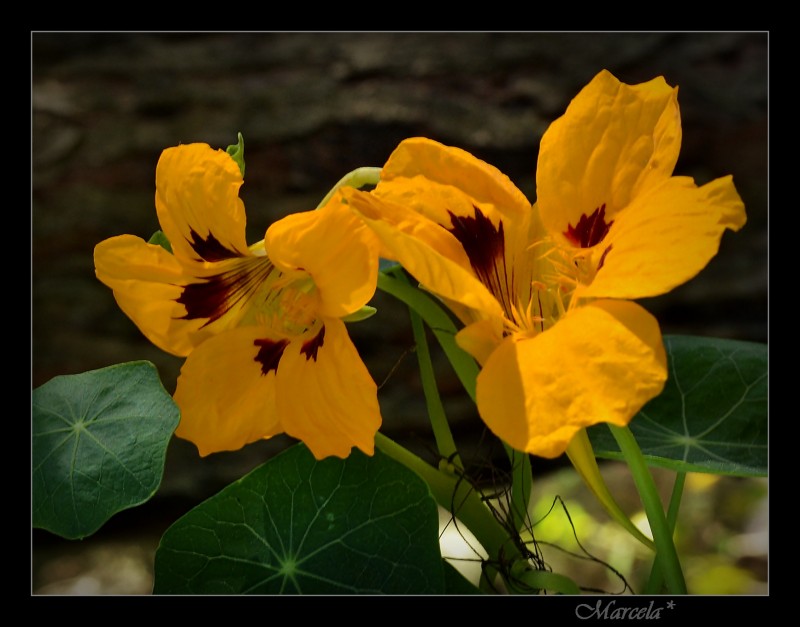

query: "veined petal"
xmin=94 ymin=234 xmax=210 ymax=356
xmin=475 ymin=300 xmax=667 ymax=458
xmin=344 ymin=187 xmax=472 ymax=269
xmin=276 ymin=318 xmax=381 ymax=459
xmin=155 ymin=143 xmax=252 ymax=265
xmin=346 ymin=190 xmax=506 ymax=324
xmin=376 ymin=137 xmax=532 ymax=226
xmin=578 ymin=175 xmax=747 ymax=299
xmin=174 ymin=326 xmax=285 ymax=456
xmin=537 ymin=70 xmax=681 ymax=241
xmin=264 ymin=193 xmax=380 ymax=319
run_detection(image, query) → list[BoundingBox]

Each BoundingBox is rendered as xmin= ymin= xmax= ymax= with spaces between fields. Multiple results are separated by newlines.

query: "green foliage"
xmin=32 ymin=362 xmax=180 ymax=539
xmin=341 ymin=305 xmax=378 ymax=323
xmin=589 ymin=335 xmax=768 ymax=476
xmin=226 ymin=132 xmax=245 ymax=177
xmin=147 ymin=230 xmax=172 ymax=253
xmin=153 ymin=443 xmax=445 ymax=594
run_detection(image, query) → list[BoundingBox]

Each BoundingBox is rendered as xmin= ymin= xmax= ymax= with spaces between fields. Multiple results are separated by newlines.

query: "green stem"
xmin=374 ymin=432 xmax=518 ymax=589
xmin=316 ymin=167 xmax=382 ymax=209
xmin=408 ymin=306 xmax=463 ymax=470
xmin=377 ymin=272 xmax=478 ymax=399
xmin=643 ymin=471 xmax=686 ymax=594
xmin=378 ymin=270 xmax=532 ymax=538
xmin=609 ymin=425 xmax=687 ymax=594
xmin=504 ymin=444 xmax=533 ymax=534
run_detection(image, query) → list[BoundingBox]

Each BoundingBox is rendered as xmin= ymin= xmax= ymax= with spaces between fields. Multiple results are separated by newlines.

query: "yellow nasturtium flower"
xmin=348 ymin=70 xmax=746 ymax=458
xmin=94 ymin=143 xmax=382 ymax=459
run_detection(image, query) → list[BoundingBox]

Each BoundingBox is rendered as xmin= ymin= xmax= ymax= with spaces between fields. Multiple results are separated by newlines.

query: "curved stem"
xmin=644 ymin=471 xmax=686 ymax=594
xmin=374 ymin=432 xmax=519 ymax=586
xmin=316 ymin=166 xmax=382 ymax=209
xmin=378 ymin=271 xmax=531 ymax=533
xmin=609 ymin=425 xmax=687 ymax=594
xmin=377 ymin=272 xmax=478 ymax=399
xmin=408 ymin=306 xmax=463 ymax=470
xmin=566 ymin=430 xmax=655 ymax=551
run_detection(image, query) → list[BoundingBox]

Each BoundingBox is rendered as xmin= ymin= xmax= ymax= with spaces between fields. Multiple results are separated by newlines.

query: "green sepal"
xmin=226 ymin=132 xmax=245 ymax=177
xmin=148 ymin=230 xmax=172 ymax=253
xmin=341 ymin=305 xmax=378 ymax=323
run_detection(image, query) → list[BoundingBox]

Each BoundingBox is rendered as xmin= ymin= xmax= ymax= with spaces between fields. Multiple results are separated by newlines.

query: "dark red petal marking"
xmin=447 ymin=207 xmax=514 ymax=318
xmin=597 ymin=244 xmax=613 ymax=271
xmin=254 ymin=338 xmax=289 ymax=375
xmin=176 ymin=258 xmax=275 ymax=326
xmin=300 ymin=325 xmax=325 ymax=362
xmin=188 ymin=228 xmax=240 ymax=262
xmin=564 ymin=203 xmax=613 ymax=248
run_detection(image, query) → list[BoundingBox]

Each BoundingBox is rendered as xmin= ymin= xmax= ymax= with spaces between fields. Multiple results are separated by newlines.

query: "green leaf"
xmin=226 ymin=132 xmax=245 ymax=177
xmin=147 ymin=230 xmax=172 ymax=253
xmin=588 ymin=335 xmax=767 ymax=476
xmin=32 ymin=361 xmax=180 ymax=539
xmin=153 ymin=443 xmax=445 ymax=594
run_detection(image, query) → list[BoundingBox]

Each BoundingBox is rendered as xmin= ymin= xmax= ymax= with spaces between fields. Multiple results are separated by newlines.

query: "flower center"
xmin=256 ymin=270 xmax=321 ymax=337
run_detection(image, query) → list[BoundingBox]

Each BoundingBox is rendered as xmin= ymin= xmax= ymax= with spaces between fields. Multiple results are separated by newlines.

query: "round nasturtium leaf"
xmin=153 ymin=443 xmax=445 ymax=594
xmin=589 ymin=335 xmax=768 ymax=476
xmin=32 ymin=361 xmax=180 ymax=539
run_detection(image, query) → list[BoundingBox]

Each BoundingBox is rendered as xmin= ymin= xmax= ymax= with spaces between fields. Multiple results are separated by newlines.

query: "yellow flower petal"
xmin=378 ymin=137 xmax=532 ymax=226
xmin=174 ymin=326 xmax=284 ymax=456
xmin=579 ymin=175 xmax=746 ymax=299
xmin=475 ymin=300 xmax=667 ymax=458
xmin=94 ymin=234 xmax=209 ymax=356
xmin=346 ymin=190 xmax=506 ymax=323
xmin=344 ymin=187 xmax=473 ymax=269
xmin=264 ymin=194 xmax=380 ymax=319
xmin=276 ymin=318 xmax=381 ymax=459
xmin=455 ymin=319 xmax=504 ymax=366
xmin=537 ymin=70 xmax=681 ymax=241
xmin=155 ymin=143 xmax=252 ymax=265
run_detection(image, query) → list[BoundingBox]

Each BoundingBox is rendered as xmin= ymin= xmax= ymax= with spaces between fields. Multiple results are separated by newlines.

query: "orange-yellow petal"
xmin=155 ymin=143 xmax=252 ymax=265
xmin=376 ymin=137 xmax=532 ymax=227
xmin=455 ymin=318 xmax=504 ymax=366
xmin=344 ymin=187 xmax=473 ymax=269
xmin=174 ymin=325 xmax=284 ymax=456
xmin=264 ymin=193 xmax=380 ymax=319
xmin=578 ymin=175 xmax=746 ymax=299
xmin=275 ymin=318 xmax=381 ymax=459
xmin=94 ymin=234 xmax=209 ymax=356
xmin=537 ymin=70 xmax=681 ymax=241
xmin=346 ymin=190 xmax=505 ymax=324
xmin=475 ymin=300 xmax=667 ymax=458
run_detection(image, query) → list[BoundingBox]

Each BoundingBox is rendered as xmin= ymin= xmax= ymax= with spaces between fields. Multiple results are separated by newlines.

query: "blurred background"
xmin=32 ymin=32 xmax=768 ymax=595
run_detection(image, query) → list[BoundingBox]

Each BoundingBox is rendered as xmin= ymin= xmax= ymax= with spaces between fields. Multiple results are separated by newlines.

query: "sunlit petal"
xmin=265 ymin=193 xmax=380 ymax=318
xmin=276 ymin=318 xmax=381 ymax=459
xmin=155 ymin=143 xmax=252 ymax=265
xmin=348 ymin=191 xmax=505 ymax=323
xmin=94 ymin=234 xmax=208 ymax=356
xmin=579 ymin=175 xmax=746 ymax=299
xmin=476 ymin=300 xmax=667 ymax=458
xmin=174 ymin=326 xmax=284 ymax=456
xmin=378 ymin=137 xmax=532 ymax=226
xmin=537 ymin=70 xmax=681 ymax=241
xmin=455 ymin=319 xmax=504 ymax=366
